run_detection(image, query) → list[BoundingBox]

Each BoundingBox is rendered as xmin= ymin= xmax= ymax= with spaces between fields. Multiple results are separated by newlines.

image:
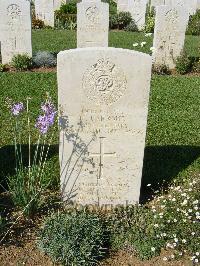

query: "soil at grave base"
xmin=0 ymin=241 xmax=191 ymax=266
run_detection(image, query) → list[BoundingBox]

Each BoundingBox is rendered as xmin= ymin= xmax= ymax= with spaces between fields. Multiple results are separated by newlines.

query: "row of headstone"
xmin=34 ymin=0 xmax=65 ymax=27
xmin=150 ymin=0 xmax=198 ymax=15
xmin=0 ymin=0 xmax=32 ymax=64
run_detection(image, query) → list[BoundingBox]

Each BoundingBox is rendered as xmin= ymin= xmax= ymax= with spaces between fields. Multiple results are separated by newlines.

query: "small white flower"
xmin=171 ymin=254 xmax=175 ymax=259
xmin=188 ymin=188 xmax=192 ymax=192
xmin=145 ymin=33 xmax=152 ymax=37
xmin=163 ymin=257 xmax=168 ymax=261
xmin=194 ymin=258 xmax=199 ymax=263
xmin=172 ymin=198 xmax=176 ymax=202
xmin=182 ymin=199 xmax=188 ymax=206
xmin=133 ymin=42 xmax=138 ymax=47
xmin=174 ymin=238 xmax=178 ymax=242
xmin=173 ymin=243 xmax=177 ymax=247
xmin=163 ymin=233 xmax=166 ymax=237
xmin=191 ymin=256 xmax=196 ymax=260
xmin=147 ymin=183 xmax=151 ymax=187
xmin=177 ymin=208 xmax=180 ymax=211
xmin=197 ymin=215 xmax=200 ymax=219
xmin=151 ymin=247 xmax=155 ymax=252
xmin=167 ymin=220 xmax=171 ymax=223
xmin=193 ymin=200 xmax=198 ymax=204
xmin=188 ymin=209 xmax=193 ymax=213
xmin=182 ymin=239 xmax=187 ymax=243
xmin=196 ymin=212 xmax=199 ymax=216
xmin=150 ymin=47 xmax=155 ymax=52
xmin=174 ymin=219 xmax=177 ymax=222
xmin=154 ymin=224 xmax=159 ymax=228
xmin=140 ymin=41 xmax=146 ymax=47
xmin=194 ymin=206 xmax=198 ymax=210
xmin=191 ymin=232 xmax=195 ymax=236
xmin=196 ymin=252 xmax=199 ymax=256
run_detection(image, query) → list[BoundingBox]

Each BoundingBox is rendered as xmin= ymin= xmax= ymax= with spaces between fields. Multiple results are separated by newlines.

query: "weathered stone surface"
xmin=117 ymin=0 xmax=148 ymax=30
xmin=35 ymin=0 xmax=64 ymax=27
xmin=77 ymin=0 xmax=109 ymax=48
xmin=58 ymin=47 xmax=152 ymax=206
xmin=152 ymin=5 xmax=188 ymax=69
xmin=165 ymin=0 xmax=198 ymax=15
xmin=0 ymin=0 xmax=32 ymax=64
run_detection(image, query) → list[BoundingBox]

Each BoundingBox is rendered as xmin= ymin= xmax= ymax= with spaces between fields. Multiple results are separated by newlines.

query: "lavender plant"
xmin=7 ymin=96 xmax=57 ymax=217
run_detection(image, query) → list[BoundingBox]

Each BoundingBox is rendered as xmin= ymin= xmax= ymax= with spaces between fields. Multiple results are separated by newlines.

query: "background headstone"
xmin=77 ymin=0 xmax=109 ymax=48
xmin=164 ymin=0 xmax=198 ymax=15
xmin=58 ymin=47 xmax=152 ymax=206
xmin=0 ymin=0 xmax=32 ymax=64
xmin=35 ymin=0 xmax=64 ymax=27
xmin=152 ymin=5 xmax=188 ymax=69
xmin=117 ymin=0 xmax=148 ymax=30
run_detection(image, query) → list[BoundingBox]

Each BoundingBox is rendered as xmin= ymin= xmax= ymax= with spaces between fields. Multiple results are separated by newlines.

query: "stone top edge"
xmin=58 ymin=47 xmax=152 ymax=60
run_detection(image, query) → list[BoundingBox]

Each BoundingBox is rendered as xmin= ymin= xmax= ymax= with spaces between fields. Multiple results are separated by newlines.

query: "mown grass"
xmin=32 ymin=30 xmax=200 ymax=56
xmin=0 ymin=73 xmax=199 ymax=191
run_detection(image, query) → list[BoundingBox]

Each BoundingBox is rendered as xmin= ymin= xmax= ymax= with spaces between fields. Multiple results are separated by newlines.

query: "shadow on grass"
xmin=0 ymin=144 xmax=59 ymax=192
xmin=140 ymin=145 xmax=200 ymax=203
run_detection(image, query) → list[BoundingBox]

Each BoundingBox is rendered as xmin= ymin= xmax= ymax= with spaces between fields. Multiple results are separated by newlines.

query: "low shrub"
xmin=11 ymin=54 xmax=32 ymax=71
xmin=38 ymin=211 xmax=107 ymax=265
xmin=186 ymin=10 xmax=200 ymax=36
xmin=125 ymin=20 xmax=138 ymax=32
xmin=152 ymin=64 xmax=170 ymax=75
xmin=33 ymin=51 xmax=56 ymax=68
xmin=107 ymin=174 xmax=200 ymax=262
xmin=110 ymin=12 xmax=132 ymax=30
xmin=118 ymin=12 xmax=132 ymax=30
xmin=32 ymin=17 xmax=45 ymax=29
xmin=192 ymin=58 xmax=200 ymax=72
xmin=175 ymin=52 xmax=193 ymax=74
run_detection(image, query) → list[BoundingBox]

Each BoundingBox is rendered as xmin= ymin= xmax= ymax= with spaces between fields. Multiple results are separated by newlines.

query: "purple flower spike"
xmin=11 ymin=102 xmax=24 ymax=116
xmin=35 ymin=99 xmax=57 ymax=134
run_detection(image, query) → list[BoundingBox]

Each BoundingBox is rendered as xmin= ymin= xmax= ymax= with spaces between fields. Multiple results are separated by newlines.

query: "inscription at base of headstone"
xmin=152 ymin=5 xmax=188 ymax=69
xmin=58 ymin=47 xmax=152 ymax=206
xmin=77 ymin=0 xmax=109 ymax=48
xmin=0 ymin=0 xmax=32 ymax=64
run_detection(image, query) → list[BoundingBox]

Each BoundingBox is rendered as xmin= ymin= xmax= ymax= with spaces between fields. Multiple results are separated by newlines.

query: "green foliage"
xmin=0 ymin=64 xmax=6 ymax=72
xmin=175 ymin=52 xmax=193 ymax=74
xmin=109 ymin=12 xmax=132 ymax=30
xmin=152 ymin=64 xmax=170 ymax=75
xmin=55 ymin=2 xmax=77 ymax=29
xmin=32 ymin=17 xmax=45 ymax=29
xmin=192 ymin=57 xmax=200 ymax=72
xmin=38 ymin=211 xmax=107 ymax=265
xmin=103 ymin=0 xmax=117 ymax=15
xmin=186 ymin=10 xmax=200 ymax=36
xmin=58 ymin=1 xmax=77 ymax=14
xmin=33 ymin=51 xmax=56 ymax=68
xmin=117 ymin=12 xmax=132 ymax=30
xmin=107 ymin=174 xmax=200 ymax=261
xmin=125 ymin=21 xmax=138 ymax=32
xmin=11 ymin=54 xmax=32 ymax=71
xmin=145 ymin=6 xmax=155 ymax=33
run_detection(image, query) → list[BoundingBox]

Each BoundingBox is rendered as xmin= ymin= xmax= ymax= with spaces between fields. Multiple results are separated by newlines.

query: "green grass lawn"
xmin=32 ymin=30 xmax=200 ymax=56
xmin=0 ymin=73 xmax=199 ymax=189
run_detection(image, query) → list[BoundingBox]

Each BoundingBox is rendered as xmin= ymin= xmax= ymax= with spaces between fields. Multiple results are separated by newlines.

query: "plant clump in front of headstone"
xmin=33 ymin=51 xmax=57 ymax=68
xmin=186 ymin=10 xmax=200 ymax=36
xmin=38 ymin=210 xmax=108 ymax=265
xmin=11 ymin=54 xmax=32 ymax=71
xmin=6 ymin=95 xmax=57 ymax=217
xmin=175 ymin=52 xmax=194 ymax=74
xmin=109 ymin=11 xmax=133 ymax=30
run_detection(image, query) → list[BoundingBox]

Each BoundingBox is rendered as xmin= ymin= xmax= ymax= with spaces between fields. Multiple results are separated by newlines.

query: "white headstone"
xmin=150 ymin=0 xmax=165 ymax=8
xmin=77 ymin=0 xmax=109 ymax=48
xmin=117 ymin=0 xmax=148 ymax=30
xmin=197 ymin=0 xmax=200 ymax=9
xmin=164 ymin=0 xmax=198 ymax=15
xmin=35 ymin=0 xmax=64 ymax=27
xmin=152 ymin=5 xmax=188 ymax=69
xmin=0 ymin=0 xmax=32 ymax=64
xmin=58 ymin=47 xmax=152 ymax=206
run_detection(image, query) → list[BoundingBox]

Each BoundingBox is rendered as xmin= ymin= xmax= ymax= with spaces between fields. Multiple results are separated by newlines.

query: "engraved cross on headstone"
xmin=89 ymin=137 xmax=116 ymax=179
